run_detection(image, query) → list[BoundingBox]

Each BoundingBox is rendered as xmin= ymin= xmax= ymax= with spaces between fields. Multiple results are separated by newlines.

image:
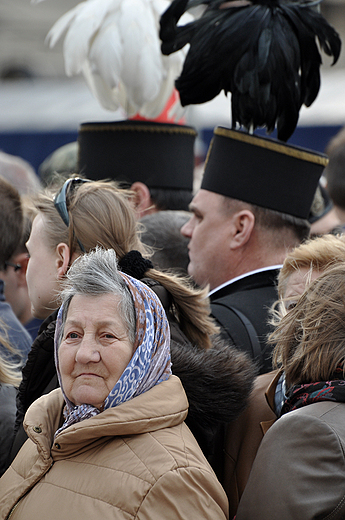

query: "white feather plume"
xmin=42 ymin=0 xmax=193 ymax=119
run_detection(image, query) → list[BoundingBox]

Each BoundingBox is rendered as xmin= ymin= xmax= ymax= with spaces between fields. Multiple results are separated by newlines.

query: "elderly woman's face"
xmin=59 ymin=293 xmax=134 ymax=409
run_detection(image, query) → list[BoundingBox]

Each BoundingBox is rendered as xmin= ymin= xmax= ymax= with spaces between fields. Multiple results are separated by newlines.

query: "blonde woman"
xmin=236 ymin=264 xmax=345 ymax=520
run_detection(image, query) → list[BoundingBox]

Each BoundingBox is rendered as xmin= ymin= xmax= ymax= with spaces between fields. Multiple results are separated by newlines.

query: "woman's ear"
xmin=130 ymin=181 xmax=155 ymax=218
xmin=230 ymin=210 xmax=255 ymax=249
xmin=56 ymin=243 xmax=70 ymax=278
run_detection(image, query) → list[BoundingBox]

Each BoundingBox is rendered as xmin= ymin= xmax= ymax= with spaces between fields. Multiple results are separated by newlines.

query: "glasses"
xmin=4 ymin=261 xmax=21 ymax=272
xmin=54 ymin=177 xmax=91 ymax=253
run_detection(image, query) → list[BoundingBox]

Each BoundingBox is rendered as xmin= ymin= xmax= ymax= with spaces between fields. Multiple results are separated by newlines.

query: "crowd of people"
xmin=1 ymin=120 xmax=345 ymax=519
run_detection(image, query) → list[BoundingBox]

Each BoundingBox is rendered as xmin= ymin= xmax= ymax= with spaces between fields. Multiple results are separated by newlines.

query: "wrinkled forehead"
xmin=284 ymin=267 xmax=322 ymax=301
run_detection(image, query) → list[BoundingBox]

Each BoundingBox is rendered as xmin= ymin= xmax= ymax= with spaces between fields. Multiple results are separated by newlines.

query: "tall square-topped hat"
xmin=201 ymin=127 xmax=328 ymax=220
xmin=78 ymin=120 xmax=197 ymax=191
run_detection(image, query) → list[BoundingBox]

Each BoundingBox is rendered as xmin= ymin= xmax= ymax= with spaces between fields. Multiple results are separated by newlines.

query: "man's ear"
xmin=56 ymin=243 xmax=71 ymax=279
xmin=230 ymin=210 xmax=255 ymax=249
xmin=131 ymin=181 xmax=155 ymax=218
xmin=12 ymin=252 xmax=29 ymax=287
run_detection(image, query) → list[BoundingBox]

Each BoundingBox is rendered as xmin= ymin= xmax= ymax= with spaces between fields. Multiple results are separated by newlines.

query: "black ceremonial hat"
xmin=201 ymin=127 xmax=328 ymax=220
xmin=77 ymin=120 xmax=197 ymax=190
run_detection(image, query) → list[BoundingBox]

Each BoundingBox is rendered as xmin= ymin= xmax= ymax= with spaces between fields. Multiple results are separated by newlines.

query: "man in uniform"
xmin=77 ymin=119 xmax=197 ymax=218
xmin=181 ymin=127 xmax=327 ymax=374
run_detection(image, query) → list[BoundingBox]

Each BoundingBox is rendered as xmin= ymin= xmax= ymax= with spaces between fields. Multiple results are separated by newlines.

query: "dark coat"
xmin=0 ymin=384 xmax=17 ymax=477
xmin=9 ymin=283 xmax=256 ymax=476
xmin=210 ymin=269 xmax=280 ymax=374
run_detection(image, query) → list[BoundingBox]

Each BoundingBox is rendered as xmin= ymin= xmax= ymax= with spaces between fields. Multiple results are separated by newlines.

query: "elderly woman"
xmin=10 ymin=177 xmax=255 ymax=478
xmin=0 ymin=248 xmax=229 ymax=519
xmin=236 ymin=263 xmax=345 ymax=520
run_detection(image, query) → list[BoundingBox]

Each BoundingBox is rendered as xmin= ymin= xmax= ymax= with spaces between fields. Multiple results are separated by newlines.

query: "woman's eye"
xmin=103 ymin=333 xmax=115 ymax=339
xmin=286 ymin=301 xmax=297 ymax=311
xmin=66 ymin=332 xmax=80 ymax=339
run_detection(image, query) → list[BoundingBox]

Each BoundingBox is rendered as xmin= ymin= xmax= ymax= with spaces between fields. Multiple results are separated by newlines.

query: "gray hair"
xmin=58 ymin=247 xmax=136 ymax=346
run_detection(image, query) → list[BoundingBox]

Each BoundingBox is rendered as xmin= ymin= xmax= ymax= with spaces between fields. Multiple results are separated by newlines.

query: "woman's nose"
xmin=75 ymin=335 xmax=101 ymax=364
xmin=181 ymin=218 xmax=193 ymax=238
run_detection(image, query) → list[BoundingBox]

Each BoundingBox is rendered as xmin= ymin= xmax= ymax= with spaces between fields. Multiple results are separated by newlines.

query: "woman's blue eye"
xmin=67 ymin=332 xmax=79 ymax=339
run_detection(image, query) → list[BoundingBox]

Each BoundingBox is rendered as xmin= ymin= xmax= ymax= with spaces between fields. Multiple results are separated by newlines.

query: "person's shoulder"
xmin=280 ymin=400 xmax=345 ymax=439
xmin=236 ymin=402 xmax=345 ymax=520
xmin=211 ymin=273 xmax=278 ymax=302
xmin=137 ymin=424 xmax=229 ymax=519
xmin=265 ymin=401 xmax=345 ymax=442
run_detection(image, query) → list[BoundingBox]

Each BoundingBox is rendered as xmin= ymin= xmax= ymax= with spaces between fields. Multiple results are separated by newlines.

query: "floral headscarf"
xmin=54 ymin=272 xmax=172 ymax=436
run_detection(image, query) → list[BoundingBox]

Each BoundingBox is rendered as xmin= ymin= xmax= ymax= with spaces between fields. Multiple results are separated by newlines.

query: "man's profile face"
xmin=181 ymin=189 xmax=235 ymax=291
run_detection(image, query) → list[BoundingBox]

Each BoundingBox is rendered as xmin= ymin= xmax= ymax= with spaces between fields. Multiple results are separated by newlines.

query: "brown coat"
xmin=0 ymin=376 xmax=229 ymax=520
xmin=222 ymin=370 xmax=278 ymax=518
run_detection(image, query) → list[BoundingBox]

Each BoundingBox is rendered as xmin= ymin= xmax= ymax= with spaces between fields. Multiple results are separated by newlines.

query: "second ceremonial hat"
xmin=77 ymin=120 xmax=197 ymax=191
xmin=201 ymin=127 xmax=328 ymax=220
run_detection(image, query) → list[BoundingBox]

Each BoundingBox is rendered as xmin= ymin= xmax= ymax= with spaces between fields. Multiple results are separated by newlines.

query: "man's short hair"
xmin=140 ymin=210 xmax=190 ymax=273
xmin=250 ymin=205 xmax=311 ymax=243
xmin=222 ymin=195 xmax=310 ymax=244
xmin=0 ymin=178 xmax=23 ymax=269
xmin=149 ymin=188 xmax=192 ymax=212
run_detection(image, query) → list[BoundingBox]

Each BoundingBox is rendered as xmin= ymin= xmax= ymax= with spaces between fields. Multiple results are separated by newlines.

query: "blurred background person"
xmin=308 ymin=183 xmax=341 ymax=236
xmin=140 ymin=210 xmax=191 ymax=275
xmin=324 ymin=126 xmax=345 ymax=232
xmin=0 ymin=151 xmax=41 ymax=196
xmin=0 ymin=177 xmax=32 ymax=368
xmin=38 ymin=142 xmax=78 ymax=188
xmin=2 ymin=211 xmax=43 ymax=341
xmin=0 ymin=151 xmax=43 ymax=340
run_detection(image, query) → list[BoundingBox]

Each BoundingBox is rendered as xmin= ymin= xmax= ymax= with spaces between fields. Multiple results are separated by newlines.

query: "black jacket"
xmin=0 ymin=384 xmax=17 ymax=477
xmin=210 ymin=269 xmax=280 ymax=375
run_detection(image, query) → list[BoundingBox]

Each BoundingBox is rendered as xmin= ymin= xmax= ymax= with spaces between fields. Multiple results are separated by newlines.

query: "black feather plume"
xmin=160 ymin=0 xmax=341 ymax=141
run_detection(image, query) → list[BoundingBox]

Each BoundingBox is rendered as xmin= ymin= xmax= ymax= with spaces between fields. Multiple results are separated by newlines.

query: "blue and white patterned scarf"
xmin=54 ymin=273 xmax=172 ymax=436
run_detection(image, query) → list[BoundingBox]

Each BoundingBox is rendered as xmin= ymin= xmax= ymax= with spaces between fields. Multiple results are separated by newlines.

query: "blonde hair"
xmin=0 ymin=321 xmax=22 ymax=386
xmin=277 ymin=234 xmax=345 ymax=299
xmin=0 ymin=354 xmax=21 ymax=386
xmin=270 ymin=264 xmax=345 ymax=389
xmin=269 ymin=234 xmax=345 ymax=325
xmin=28 ymin=179 xmax=218 ymax=349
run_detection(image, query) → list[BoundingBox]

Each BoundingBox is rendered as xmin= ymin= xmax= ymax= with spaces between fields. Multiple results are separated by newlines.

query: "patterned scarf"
xmin=54 ymin=272 xmax=172 ymax=436
xmin=281 ymin=367 xmax=345 ymax=416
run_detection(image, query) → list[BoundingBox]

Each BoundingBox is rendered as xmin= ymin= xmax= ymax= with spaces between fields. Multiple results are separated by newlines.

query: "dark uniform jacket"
xmin=210 ymin=268 xmax=280 ymax=374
